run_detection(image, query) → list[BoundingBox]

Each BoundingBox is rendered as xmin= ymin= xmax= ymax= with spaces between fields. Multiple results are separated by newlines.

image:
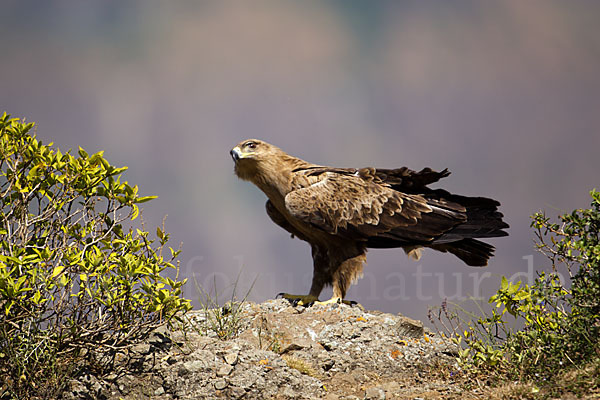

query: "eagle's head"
xmin=230 ymin=139 xmax=283 ymax=182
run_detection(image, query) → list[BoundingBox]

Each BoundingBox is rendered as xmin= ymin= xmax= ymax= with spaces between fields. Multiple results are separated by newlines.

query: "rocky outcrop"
xmin=62 ymin=299 xmax=469 ymax=399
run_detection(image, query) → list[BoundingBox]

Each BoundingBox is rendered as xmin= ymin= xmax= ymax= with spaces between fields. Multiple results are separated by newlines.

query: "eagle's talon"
xmin=278 ymin=293 xmax=319 ymax=307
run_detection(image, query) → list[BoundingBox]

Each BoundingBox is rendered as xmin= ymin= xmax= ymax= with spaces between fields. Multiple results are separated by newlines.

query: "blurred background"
xmin=1 ymin=0 xmax=599 ymax=324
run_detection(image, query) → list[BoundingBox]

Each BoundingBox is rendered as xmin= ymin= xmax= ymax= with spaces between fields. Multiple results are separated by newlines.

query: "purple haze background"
xmin=1 ymin=1 xmax=599 ymax=323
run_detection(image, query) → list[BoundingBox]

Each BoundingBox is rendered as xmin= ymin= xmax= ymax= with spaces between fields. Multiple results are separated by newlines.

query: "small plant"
xmin=0 ymin=114 xmax=191 ymax=399
xmin=194 ymin=271 xmax=256 ymax=340
xmin=430 ymin=190 xmax=600 ymax=396
xmin=283 ymin=355 xmax=318 ymax=377
xmin=256 ymin=314 xmax=283 ymax=353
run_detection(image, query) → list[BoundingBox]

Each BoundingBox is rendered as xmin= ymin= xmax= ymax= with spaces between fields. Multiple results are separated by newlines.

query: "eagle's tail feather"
xmin=428 ymin=194 xmax=509 ymax=242
xmin=430 ymin=239 xmax=495 ymax=267
xmin=367 ymin=193 xmax=508 ymax=266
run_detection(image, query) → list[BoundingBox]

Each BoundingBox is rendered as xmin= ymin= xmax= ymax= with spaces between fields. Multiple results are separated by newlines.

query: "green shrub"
xmin=532 ymin=189 xmax=600 ymax=366
xmin=0 ymin=113 xmax=191 ymax=399
xmin=431 ymin=190 xmax=600 ymax=394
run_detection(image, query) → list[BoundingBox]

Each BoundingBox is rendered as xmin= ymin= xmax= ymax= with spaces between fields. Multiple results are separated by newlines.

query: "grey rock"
xmin=104 ymin=373 xmax=117 ymax=381
xmin=320 ymin=356 xmax=335 ymax=371
xmin=214 ymin=378 xmax=228 ymax=390
xmin=228 ymin=385 xmax=247 ymax=399
xmin=395 ymin=315 xmax=424 ymax=338
xmin=131 ymin=342 xmax=151 ymax=355
xmin=149 ymin=326 xmax=172 ymax=346
xmin=59 ymin=299 xmax=463 ymax=400
xmin=166 ymin=355 xmax=178 ymax=365
xmin=224 ymin=351 xmax=239 ymax=365
xmin=364 ymin=386 xmax=386 ymax=400
xmin=182 ymin=359 xmax=207 ymax=373
xmin=281 ymin=385 xmax=298 ymax=397
xmin=217 ymin=363 xmax=234 ymax=376
xmin=281 ymin=337 xmax=313 ymax=353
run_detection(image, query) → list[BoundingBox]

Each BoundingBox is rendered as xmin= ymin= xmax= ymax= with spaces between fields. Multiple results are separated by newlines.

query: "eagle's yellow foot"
xmin=277 ymin=293 xmax=358 ymax=307
xmin=314 ymin=296 xmax=358 ymax=307
xmin=276 ymin=293 xmax=319 ymax=307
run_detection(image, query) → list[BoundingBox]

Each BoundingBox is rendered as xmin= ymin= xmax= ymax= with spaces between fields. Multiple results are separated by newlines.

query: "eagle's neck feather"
xmin=253 ymin=155 xmax=310 ymax=202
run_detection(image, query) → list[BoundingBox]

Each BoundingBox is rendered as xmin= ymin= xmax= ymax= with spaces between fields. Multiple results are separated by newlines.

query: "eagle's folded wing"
xmin=374 ymin=167 xmax=451 ymax=191
xmin=284 ymin=172 xmax=432 ymax=238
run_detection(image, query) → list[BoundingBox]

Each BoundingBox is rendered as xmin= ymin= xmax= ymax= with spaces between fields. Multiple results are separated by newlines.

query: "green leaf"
xmin=32 ymin=291 xmax=43 ymax=305
xmin=131 ymin=205 xmax=140 ymax=220
xmin=89 ymin=150 xmax=105 ymax=165
xmin=135 ymin=195 xmax=157 ymax=204
xmin=513 ymin=291 xmax=530 ymax=301
xmin=52 ymin=265 xmax=66 ymax=278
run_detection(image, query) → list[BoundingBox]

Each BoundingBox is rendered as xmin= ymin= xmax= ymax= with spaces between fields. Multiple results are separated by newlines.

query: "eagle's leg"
xmin=278 ymin=249 xmax=365 ymax=307
xmin=313 ymin=253 xmax=366 ymax=307
xmin=277 ymin=245 xmax=330 ymax=306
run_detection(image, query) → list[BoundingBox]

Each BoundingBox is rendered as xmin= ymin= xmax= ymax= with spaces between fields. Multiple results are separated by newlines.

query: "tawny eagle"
xmin=231 ymin=139 xmax=508 ymax=306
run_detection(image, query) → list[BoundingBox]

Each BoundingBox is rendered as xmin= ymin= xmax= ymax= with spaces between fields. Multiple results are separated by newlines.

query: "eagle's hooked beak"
xmin=230 ymin=147 xmax=242 ymax=162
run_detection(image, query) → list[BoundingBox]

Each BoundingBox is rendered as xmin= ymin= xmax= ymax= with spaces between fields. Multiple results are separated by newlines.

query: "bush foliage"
xmin=431 ymin=190 xmax=600 ymax=396
xmin=0 ymin=114 xmax=191 ymax=399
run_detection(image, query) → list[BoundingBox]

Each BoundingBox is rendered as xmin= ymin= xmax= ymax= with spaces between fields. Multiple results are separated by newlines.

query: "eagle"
xmin=230 ymin=139 xmax=508 ymax=306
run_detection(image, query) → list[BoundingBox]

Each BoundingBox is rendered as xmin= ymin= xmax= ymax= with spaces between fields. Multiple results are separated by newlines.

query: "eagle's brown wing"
xmin=265 ymin=200 xmax=310 ymax=242
xmin=374 ymin=167 xmax=451 ymax=190
xmin=284 ymin=170 xmax=463 ymax=242
xmin=293 ymin=166 xmax=450 ymax=189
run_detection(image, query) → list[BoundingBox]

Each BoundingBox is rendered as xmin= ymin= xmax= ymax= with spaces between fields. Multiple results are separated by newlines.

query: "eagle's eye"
xmin=245 ymin=141 xmax=257 ymax=150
